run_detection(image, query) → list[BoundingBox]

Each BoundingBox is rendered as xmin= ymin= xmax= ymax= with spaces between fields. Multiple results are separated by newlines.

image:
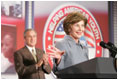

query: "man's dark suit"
xmin=14 ymin=46 xmax=51 ymax=79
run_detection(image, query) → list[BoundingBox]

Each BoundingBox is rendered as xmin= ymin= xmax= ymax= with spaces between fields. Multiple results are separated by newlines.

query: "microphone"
xmin=100 ymin=41 xmax=112 ymax=49
xmin=107 ymin=42 xmax=117 ymax=51
xmin=100 ymin=41 xmax=117 ymax=58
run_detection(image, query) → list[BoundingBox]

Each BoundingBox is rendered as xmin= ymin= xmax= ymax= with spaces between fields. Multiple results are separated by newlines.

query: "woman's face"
xmin=69 ymin=20 xmax=85 ymax=40
xmin=1 ymin=34 xmax=14 ymax=54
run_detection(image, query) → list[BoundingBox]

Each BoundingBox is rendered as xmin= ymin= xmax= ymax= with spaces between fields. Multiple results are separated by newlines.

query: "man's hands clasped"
xmin=36 ymin=54 xmax=49 ymax=68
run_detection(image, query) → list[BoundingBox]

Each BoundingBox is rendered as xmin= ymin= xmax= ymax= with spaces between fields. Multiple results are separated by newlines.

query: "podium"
xmin=55 ymin=57 xmax=117 ymax=79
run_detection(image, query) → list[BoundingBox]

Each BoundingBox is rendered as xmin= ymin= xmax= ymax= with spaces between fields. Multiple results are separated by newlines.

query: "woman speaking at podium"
xmin=48 ymin=12 xmax=89 ymax=72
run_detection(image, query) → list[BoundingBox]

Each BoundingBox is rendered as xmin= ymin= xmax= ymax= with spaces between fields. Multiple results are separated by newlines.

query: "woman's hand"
xmin=47 ymin=45 xmax=65 ymax=64
xmin=47 ymin=45 xmax=65 ymax=59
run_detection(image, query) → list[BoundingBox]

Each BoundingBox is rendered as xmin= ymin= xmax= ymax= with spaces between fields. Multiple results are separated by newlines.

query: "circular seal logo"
xmin=43 ymin=3 xmax=103 ymax=61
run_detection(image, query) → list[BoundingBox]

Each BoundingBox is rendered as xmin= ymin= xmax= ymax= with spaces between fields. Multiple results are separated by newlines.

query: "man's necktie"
xmin=32 ymin=49 xmax=37 ymax=62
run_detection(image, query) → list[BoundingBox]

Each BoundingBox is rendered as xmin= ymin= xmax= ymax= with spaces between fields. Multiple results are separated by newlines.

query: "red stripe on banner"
xmin=84 ymin=32 xmax=94 ymax=41
xmin=86 ymin=26 xmax=91 ymax=32
xmin=87 ymin=40 xmax=94 ymax=47
xmin=55 ymin=34 xmax=65 ymax=38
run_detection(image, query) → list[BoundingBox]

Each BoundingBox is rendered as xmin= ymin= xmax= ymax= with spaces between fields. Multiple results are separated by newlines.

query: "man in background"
xmin=14 ymin=29 xmax=51 ymax=79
